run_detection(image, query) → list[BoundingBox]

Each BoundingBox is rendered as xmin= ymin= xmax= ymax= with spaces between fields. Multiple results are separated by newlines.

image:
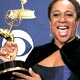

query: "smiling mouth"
xmin=57 ymin=26 xmax=69 ymax=30
xmin=57 ymin=26 xmax=69 ymax=36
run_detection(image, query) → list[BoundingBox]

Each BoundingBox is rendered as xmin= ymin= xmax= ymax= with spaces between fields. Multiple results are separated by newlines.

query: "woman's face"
xmin=50 ymin=0 xmax=79 ymax=47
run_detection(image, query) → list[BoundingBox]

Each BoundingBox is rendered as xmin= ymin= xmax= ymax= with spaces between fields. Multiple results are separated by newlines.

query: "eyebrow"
xmin=51 ymin=9 xmax=75 ymax=13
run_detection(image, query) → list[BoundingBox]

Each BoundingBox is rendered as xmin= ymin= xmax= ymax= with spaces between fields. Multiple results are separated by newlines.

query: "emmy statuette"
xmin=0 ymin=10 xmax=30 ymax=80
xmin=0 ymin=0 xmax=36 ymax=79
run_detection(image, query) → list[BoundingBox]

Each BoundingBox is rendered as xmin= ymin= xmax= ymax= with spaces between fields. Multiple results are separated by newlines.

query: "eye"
xmin=53 ymin=13 xmax=59 ymax=17
xmin=66 ymin=13 xmax=73 ymax=17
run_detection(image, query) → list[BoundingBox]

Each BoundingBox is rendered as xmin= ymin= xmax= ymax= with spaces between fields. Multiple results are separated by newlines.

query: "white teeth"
xmin=59 ymin=26 xmax=66 ymax=28
xmin=58 ymin=26 xmax=67 ymax=29
xmin=58 ymin=26 xmax=68 ymax=36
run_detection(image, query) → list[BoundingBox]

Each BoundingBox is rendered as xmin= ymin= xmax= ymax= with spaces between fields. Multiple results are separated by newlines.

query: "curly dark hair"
xmin=48 ymin=0 xmax=80 ymax=21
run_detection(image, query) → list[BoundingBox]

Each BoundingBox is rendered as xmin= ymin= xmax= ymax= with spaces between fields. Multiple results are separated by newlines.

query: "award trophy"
xmin=0 ymin=10 xmax=30 ymax=80
xmin=0 ymin=0 xmax=36 ymax=79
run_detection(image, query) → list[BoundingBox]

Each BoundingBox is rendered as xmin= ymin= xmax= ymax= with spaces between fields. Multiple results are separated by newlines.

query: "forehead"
xmin=52 ymin=0 xmax=75 ymax=12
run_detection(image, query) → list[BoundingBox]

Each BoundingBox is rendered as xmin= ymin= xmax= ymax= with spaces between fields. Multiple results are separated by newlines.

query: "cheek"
xmin=69 ymin=19 xmax=77 ymax=27
xmin=70 ymin=21 xmax=78 ymax=33
xmin=50 ymin=22 xmax=56 ymax=33
xmin=50 ymin=20 xmax=57 ymax=28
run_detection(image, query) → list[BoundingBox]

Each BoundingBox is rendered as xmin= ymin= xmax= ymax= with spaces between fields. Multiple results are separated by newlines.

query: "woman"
xmin=0 ymin=0 xmax=80 ymax=80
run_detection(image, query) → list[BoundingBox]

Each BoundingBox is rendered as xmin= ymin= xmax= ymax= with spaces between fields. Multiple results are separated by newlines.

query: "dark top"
xmin=60 ymin=37 xmax=80 ymax=80
xmin=25 ymin=39 xmax=59 ymax=68
xmin=32 ymin=64 xmax=71 ymax=80
xmin=25 ymin=39 xmax=79 ymax=80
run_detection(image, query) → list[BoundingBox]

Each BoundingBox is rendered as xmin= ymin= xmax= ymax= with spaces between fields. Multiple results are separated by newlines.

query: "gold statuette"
xmin=0 ymin=0 xmax=32 ymax=79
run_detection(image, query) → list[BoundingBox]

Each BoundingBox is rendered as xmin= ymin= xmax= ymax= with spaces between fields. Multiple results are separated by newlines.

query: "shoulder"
xmin=31 ymin=39 xmax=59 ymax=54
xmin=25 ymin=39 xmax=59 ymax=67
xmin=32 ymin=42 xmax=52 ymax=52
xmin=25 ymin=42 xmax=52 ymax=68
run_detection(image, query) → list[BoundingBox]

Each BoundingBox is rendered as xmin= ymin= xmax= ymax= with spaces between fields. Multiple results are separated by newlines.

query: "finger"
xmin=10 ymin=45 xmax=18 ymax=55
xmin=0 ymin=51 xmax=11 ymax=61
xmin=29 ymin=68 xmax=38 ymax=77
xmin=29 ymin=68 xmax=41 ymax=80
xmin=12 ymin=72 xmax=31 ymax=79
xmin=9 ymin=47 xmax=18 ymax=60
xmin=0 ymin=51 xmax=7 ymax=56
xmin=1 ymin=44 xmax=18 ymax=56
xmin=1 ymin=46 xmax=18 ymax=61
xmin=0 ymin=55 xmax=10 ymax=62
xmin=1 ymin=47 xmax=12 ymax=53
xmin=2 ymin=41 xmax=18 ymax=53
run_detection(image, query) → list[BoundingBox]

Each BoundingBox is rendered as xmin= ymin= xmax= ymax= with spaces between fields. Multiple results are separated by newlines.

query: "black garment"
xmin=60 ymin=37 xmax=80 ymax=80
xmin=25 ymin=39 xmax=71 ymax=80
xmin=25 ymin=39 xmax=59 ymax=68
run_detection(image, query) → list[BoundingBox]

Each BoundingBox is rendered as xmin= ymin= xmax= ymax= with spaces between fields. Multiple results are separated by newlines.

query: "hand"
xmin=0 ymin=41 xmax=18 ymax=62
xmin=12 ymin=68 xmax=42 ymax=80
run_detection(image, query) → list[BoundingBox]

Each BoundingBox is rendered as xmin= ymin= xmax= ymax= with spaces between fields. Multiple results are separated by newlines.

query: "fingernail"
xmin=12 ymin=72 xmax=15 ymax=74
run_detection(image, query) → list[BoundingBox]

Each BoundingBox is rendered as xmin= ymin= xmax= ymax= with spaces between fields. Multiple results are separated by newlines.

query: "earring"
xmin=50 ymin=30 xmax=53 ymax=37
xmin=76 ymin=30 xmax=80 ymax=38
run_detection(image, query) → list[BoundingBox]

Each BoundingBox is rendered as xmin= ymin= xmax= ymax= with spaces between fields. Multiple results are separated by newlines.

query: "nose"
xmin=59 ymin=15 xmax=67 ymax=23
